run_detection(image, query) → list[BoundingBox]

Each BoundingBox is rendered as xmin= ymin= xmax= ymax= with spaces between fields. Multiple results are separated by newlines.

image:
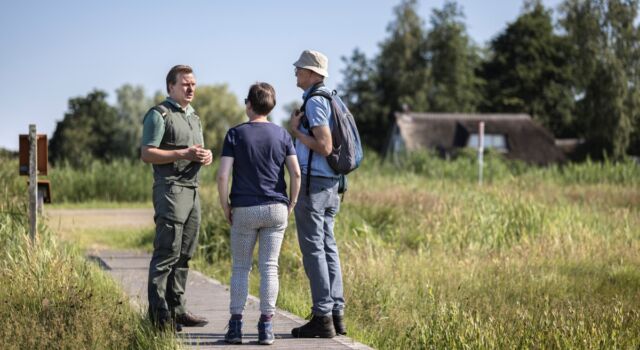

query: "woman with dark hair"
xmin=217 ymin=82 xmax=301 ymax=345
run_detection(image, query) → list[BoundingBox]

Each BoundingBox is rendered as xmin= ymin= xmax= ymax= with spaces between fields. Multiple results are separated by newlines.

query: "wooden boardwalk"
xmin=91 ymin=250 xmax=372 ymax=350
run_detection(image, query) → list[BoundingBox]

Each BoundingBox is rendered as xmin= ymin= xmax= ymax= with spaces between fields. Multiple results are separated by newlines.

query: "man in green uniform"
xmin=141 ymin=65 xmax=212 ymax=330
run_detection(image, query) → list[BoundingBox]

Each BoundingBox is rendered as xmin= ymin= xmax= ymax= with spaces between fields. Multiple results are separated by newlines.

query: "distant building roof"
xmin=389 ymin=112 xmax=565 ymax=165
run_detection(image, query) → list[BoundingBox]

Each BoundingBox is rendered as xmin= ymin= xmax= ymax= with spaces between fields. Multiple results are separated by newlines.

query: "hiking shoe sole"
xmin=259 ymin=338 xmax=274 ymax=345
xmin=225 ymin=337 xmax=242 ymax=344
xmin=291 ymin=330 xmax=335 ymax=338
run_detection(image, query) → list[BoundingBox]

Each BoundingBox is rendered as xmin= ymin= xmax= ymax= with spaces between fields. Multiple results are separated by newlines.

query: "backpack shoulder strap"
xmin=309 ymin=90 xmax=332 ymax=99
xmin=301 ymin=90 xmax=337 ymax=128
xmin=300 ymin=87 xmax=338 ymax=196
xmin=300 ymin=82 xmax=331 ymax=111
xmin=301 ymin=89 xmax=332 ymax=112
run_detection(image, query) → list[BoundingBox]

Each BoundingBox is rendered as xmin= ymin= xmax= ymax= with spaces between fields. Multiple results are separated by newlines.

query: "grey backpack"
xmin=300 ymin=84 xmax=364 ymax=194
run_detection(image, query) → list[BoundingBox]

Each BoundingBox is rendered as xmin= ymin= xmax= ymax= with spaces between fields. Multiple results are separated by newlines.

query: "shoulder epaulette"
xmin=151 ymin=102 xmax=171 ymax=118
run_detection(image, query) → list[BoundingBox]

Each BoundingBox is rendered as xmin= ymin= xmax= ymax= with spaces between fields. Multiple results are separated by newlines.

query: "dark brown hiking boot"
xmin=176 ymin=311 xmax=209 ymax=327
xmin=159 ymin=318 xmax=182 ymax=333
xmin=291 ymin=315 xmax=336 ymax=338
xmin=152 ymin=310 xmax=182 ymax=333
xmin=333 ymin=314 xmax=347 ymax=335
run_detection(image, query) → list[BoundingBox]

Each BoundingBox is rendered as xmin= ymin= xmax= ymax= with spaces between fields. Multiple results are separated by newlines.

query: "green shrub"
xmin=539 ymin=157 xmax=640 ymax=186
xmin=47 ymin=159 xmax=153 ymax=202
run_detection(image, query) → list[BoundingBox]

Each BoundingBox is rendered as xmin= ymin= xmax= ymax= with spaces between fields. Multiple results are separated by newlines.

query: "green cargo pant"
xmin=148 ymin=183 xmax=200 ymax=321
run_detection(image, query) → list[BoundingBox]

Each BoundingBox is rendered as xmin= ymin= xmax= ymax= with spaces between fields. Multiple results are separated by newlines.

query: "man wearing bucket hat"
xmin=289 ymin=50 xmax=346 ymax=338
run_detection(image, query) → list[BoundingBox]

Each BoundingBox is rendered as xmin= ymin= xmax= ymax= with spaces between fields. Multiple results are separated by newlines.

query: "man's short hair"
xmin=166 ymin=65 xmax=193 ymax=93
xmin=247 ymin=82 xmax=276 ymax=116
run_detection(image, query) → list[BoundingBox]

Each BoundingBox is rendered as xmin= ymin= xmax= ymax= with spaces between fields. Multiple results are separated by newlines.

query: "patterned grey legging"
xmin=229 ymin=203 xmax=288 ymax=316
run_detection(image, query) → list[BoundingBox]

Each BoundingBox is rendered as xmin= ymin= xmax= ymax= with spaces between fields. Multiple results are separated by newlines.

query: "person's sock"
xmin=231 ymin=314 xmax=243 ymax=321
xmin=259 ymin=314 xmax=273 ymax=322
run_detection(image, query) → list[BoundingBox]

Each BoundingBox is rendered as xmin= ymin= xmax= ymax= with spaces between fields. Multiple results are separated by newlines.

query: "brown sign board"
xmin=39 ymin=180 xmax=52 ymax=203
xmin=19 ymin=134 xmax=48 ymax=176
xmin=27 ymin=179 xmax=52 ymax=204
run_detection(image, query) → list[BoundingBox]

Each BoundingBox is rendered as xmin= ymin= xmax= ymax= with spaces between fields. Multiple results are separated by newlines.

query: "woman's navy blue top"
xmin=221 ymin=122 xmax=296 ymax=207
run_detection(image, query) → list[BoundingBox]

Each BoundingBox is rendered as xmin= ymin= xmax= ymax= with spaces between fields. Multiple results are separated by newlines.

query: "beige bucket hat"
xmin=293 ymin=50 xmax=329 ymax=78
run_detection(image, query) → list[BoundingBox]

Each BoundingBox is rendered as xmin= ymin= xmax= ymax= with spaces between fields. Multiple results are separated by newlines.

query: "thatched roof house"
xmin=387 ymin=112 xmax=566 ymax=165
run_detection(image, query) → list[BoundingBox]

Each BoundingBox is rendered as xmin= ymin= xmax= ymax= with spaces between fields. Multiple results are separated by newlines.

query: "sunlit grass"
xmin=26 ymin=152 xmax=640 ymax=349
xmin=192 ymin=152 xmax=640 ymax=349
xmin=0 ymin=157 xmax=179 ymax=349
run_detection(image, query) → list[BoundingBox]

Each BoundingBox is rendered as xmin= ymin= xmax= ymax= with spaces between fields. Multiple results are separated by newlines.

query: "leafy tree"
xmin=190 ymin=84 xmax=245 ymax=153
xmin=341 ymin=0 xmax=430 ymax=152
xmin=340 ymin=49 xmax=386 ymax=151
xmin=112 ymin=84 xmax=152 ymax=158
xmin=481 ymin=1 xmax=575 ymax=137
xmin=377 ymin=0 xmax=431 ymax=115
xmin=560 ymin=0 xmax=640 ymax=158
xmin=152 ymin=90 xmax=165 ymax=105
xmin=49 ymin=90 xmax=122 ymax=167
xmin=426 ymin=1 xmax=483 ymax=112
xmin=341 ymin=0 xmax=483 ymax=152
xmin=0 ymin=148 xmax=17 ymax=158
xmin=582 ymin=54 xmax=631 ymax=157
xmin=280 ymin=100 xmax=301 ymax=128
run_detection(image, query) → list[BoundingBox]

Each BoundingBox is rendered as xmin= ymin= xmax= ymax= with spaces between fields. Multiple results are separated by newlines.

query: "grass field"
xmin=0 ymin=157 xmax=178 ymax=349
xmin=11 ymin=152 xmax=639 ymax=349
xmin=195 ymin=153 xmax=640 ymax=349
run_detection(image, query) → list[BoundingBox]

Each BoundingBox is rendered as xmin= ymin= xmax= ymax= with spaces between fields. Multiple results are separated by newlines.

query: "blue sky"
xmin=0 ymin=0 xmax=563 ymax=151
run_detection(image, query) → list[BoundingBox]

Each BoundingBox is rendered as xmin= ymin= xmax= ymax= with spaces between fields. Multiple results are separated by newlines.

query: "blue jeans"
xmin=294 ymin=176 xmax=345 ymax=316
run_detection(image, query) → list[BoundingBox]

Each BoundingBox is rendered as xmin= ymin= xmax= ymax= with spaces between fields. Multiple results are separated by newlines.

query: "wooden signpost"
xmin=18 ymin=125 xmax=49 ymax=242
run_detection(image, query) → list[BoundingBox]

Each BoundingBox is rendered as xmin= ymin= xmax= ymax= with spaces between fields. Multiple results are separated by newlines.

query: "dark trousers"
xmin=148 ymin=184 xmax=200 ymax=321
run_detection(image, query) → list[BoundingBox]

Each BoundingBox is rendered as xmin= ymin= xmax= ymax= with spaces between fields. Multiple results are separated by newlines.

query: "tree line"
xmin=49 ymin=84 xmax=244 ymax=168
xmin=339 ymin=0 xmax=640 ymax=159
xmin=50 ymin=0 xmax=639 ymax=167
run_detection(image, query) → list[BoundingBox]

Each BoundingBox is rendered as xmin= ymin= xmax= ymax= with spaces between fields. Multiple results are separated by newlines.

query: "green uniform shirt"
xmin=141 ymin=97 xmax=205 ymax=187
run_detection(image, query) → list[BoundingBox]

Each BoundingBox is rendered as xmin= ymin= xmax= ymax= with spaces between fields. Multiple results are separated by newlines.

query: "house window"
xmin=467 ymin=134 xmax=508 ymax=152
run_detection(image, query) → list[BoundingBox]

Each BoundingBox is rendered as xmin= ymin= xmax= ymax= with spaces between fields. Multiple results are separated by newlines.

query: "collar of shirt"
xmin=165 ymin=97 xmax=194 ymax=115
xmin=302 ymin=86 xmax=312 ymax=99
